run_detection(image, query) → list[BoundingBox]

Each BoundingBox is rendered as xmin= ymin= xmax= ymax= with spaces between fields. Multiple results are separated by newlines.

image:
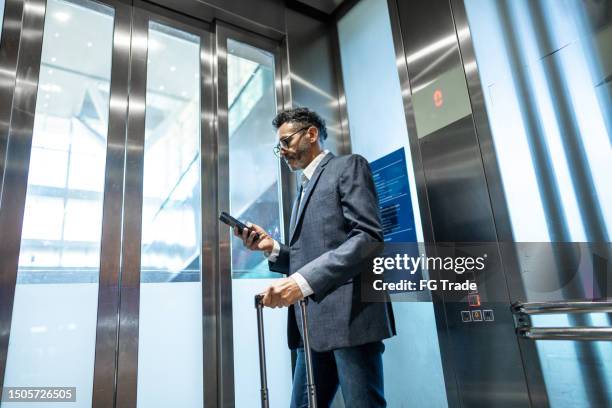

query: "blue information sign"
xmin=370 ymin=148 xmax=421 ymax=292
xmin=370 ymin=147 xmax=417 ymax=243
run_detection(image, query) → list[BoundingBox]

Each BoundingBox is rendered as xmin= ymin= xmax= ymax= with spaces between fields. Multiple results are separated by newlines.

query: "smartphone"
xmin=219 ymin=211 xmax=260 ymax=241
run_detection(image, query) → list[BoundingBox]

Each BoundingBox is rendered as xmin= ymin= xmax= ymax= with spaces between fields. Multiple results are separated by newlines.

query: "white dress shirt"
xmin=266 ymin=149 xmax=330 ymax=297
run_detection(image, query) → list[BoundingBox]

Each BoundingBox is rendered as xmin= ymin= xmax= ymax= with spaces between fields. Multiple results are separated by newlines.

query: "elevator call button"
xmin=468 ymin=293 xmax=481 ymax=307
xmin=471 ymin=310 xmax=483 ymax=322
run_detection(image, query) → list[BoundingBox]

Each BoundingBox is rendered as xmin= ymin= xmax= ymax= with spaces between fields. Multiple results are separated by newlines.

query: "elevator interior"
xmin=0 ymin=0 xmax=611 ymax=407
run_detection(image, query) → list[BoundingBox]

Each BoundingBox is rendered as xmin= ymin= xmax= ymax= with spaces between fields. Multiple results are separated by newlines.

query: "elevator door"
xmin=0 ymin=1 xmax=214 ymax=407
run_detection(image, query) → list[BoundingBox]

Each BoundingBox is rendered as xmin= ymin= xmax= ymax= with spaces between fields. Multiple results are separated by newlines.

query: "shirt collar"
xmin=302 ymin=149 xmax=330 ymax=182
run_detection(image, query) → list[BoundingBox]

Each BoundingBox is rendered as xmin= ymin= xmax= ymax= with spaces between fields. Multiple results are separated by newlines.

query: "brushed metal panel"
xmin=419 ymin=117 xmax=531 ymax=408
xmin=200 ymin=23 xmax=219 ymax=408
xmin=0 ymin=0 xmax=25 ymax=205
xmin=91 ymin=1 xmax=132 ymax=407
xmin=393 ymin=0 xmax=532 ymax=406
xmin=113 ymin=8 xmax=148 ymax=408
xmin=419 ymin=118 xmax=496 ymax=243
xmin=448 ymin=1 xmax=549 ymax=406
xmin=384 ymin=0 xmax=460 ymax=405
xmin=214 ymin=24 xmax=235 ymax=408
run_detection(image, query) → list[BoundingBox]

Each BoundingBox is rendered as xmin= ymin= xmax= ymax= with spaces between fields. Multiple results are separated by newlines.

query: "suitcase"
xmin=255 ymin=294 xmax=317 ymax=408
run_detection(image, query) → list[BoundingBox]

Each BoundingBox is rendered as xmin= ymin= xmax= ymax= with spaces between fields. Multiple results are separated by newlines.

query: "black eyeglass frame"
xmin=273 ymin=126 xmax=311 ymax=157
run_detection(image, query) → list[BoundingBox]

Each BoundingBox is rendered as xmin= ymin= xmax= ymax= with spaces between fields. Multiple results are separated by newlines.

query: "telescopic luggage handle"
xmin=254 ymin=294 xmax=270 ymax=408
xmin=254 ymin=294 xmax=318 ymax=408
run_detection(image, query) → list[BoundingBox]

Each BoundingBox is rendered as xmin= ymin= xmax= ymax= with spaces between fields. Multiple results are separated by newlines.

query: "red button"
xmin=468 ymin=293 xmax=481 ymax=307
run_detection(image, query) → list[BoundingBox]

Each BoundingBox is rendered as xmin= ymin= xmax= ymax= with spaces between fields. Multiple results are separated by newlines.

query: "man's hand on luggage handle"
xmin=233 ymin=222 xmax=274 ymax=253
xmin=261 ymin=277 xmax=304 ymax=308
xmin=232 ymin=221 xmax=302 ymax=307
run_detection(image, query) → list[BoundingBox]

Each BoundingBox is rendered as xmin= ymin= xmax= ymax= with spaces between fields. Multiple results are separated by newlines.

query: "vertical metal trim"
xmin=200 ymin=24 xmax=219 ymax=408
xmin=0 ymin=0 xmax=47 ymax=389
xmin=114 ymin=8 xmax=148 ymax=408
xmin=279 ymin=36 xmax=293 ymax=112
xmin=384 ymin=0 xmax=460 ymax=406
xmin=214 ymin=21 xmax=288 ymax=408
xmin=91 ymin=1 xmax=132 ymax=407
xmin=0 ymin=0 xmax=25 ymax=204
xmin=328 ymin=22 xmax=351 ymax=156
xmin=277 ymin=35 xmax=293 ymax=244
xmin=214 ymin=22 xmax=235 ymax=408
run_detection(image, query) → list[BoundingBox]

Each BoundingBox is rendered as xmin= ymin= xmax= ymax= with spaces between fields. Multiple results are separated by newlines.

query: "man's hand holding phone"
xmin=233 ymin=222 xmax=275 ymax=253
xmin=223 ymin=214 xmax=303 ymax=307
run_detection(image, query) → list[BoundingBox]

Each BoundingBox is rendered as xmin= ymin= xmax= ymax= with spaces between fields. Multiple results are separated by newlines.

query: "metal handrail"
xmin=512 ymin=300 xmax=612 ymax=315
xmin=512 ymin=300 xmax=612 ymax=341
xmin=518 ymin=327 xmax=612 ymax=341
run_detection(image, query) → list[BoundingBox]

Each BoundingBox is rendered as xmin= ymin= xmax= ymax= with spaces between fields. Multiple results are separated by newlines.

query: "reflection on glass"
xmin=227 ymin=38 xmax=282 ymax=279
xmin=227 ymin=39 xmax=291 ymax=407
xmin=464 ymin=0 xmax=611 ymax=243
xmin=464 ymin=0 xmax=612 ymax=406
xmin=136 ymin=22 xmax=203 ymax=408
xmin=2 ymin=0 xmax=114 ymax=407
xmin=0 ymin=0 xmax=5 ymax=43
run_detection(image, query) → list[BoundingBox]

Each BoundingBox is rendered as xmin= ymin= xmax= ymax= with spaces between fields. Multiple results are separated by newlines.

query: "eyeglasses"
xmin=273 ymin=126 xmax=310 ymax=157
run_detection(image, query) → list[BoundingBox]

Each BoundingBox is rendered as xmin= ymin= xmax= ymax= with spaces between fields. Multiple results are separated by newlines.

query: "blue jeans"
xmin=290 ymin=341 xmax=386 ymax=408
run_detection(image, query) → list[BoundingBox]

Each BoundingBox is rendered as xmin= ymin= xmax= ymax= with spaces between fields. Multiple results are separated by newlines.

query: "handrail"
xmin=518 ymin=327 xmax=612 ymax=341
xmin=512 ymin=300 xmax=612 ymax=341
xmin=511 ymin=300 xmax=612 ymax=315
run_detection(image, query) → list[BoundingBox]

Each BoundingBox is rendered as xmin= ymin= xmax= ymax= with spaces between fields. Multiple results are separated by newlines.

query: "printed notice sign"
xmin=370 ymin=148 xmax=421 ymax=293
xmin=370 ymin=147 xmax=417 ymax=243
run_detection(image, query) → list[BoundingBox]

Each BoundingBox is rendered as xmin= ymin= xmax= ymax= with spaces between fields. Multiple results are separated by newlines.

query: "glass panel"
xmin=2 ymin=0 xmax=114 ymax=407
xmin=226 ymin=39 xmax=291 ymax=407
xmin=337 ymin=0 xmax=447 ymax=406
xmin=135 ymin=21 xmax=203 ymax=408
xmin=464 ymin=0 xmax=612 ymax=406
xmin=0 ymin=0 xmax=5 ymax=43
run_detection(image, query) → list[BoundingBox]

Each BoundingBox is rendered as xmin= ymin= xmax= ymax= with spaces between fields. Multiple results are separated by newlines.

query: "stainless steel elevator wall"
xmin=392 ymin=0 xmax=533 ymax=406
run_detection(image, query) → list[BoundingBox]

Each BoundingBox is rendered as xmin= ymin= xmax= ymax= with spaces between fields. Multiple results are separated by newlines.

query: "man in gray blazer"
xmin=234 ymin=107 xmax=395 ymax=407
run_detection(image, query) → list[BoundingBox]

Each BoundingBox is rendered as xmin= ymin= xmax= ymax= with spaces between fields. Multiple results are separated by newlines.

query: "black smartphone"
xmin=219 ymin=211 xmax=260 ymax=241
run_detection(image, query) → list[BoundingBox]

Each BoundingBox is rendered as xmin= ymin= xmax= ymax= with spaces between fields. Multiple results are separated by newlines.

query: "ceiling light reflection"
xmin=54 ymin=11 xmax=71 ymax=22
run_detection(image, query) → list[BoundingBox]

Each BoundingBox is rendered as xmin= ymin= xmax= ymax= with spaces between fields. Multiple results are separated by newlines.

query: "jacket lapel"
xmin=289 ymin=153 xmax=334 ymax=244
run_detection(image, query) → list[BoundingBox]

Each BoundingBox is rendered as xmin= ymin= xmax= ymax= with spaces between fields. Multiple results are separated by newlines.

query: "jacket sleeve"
xmin=268 ymin=243 xmax=290 ymax=274
xmin=297 ymin=155 xmax=384 ymax=302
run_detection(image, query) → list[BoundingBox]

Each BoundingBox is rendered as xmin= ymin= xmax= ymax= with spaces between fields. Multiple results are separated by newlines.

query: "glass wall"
xmin=227 ymin=39 xmax=283 ymax=279
xmin=464 ymin=0 xmax=612 ymax=406
xmin=226 ymin=38 xmax=292 ymax=407
xmin=337 ymin=0 xmax=447 ymax=406
xmin=0 ymin=0 xmax=5 ymax=43
xmin=136 ymin=22 xmax=203 ymax=408
xmin=2 ymin=0 xmax=115 ymax=406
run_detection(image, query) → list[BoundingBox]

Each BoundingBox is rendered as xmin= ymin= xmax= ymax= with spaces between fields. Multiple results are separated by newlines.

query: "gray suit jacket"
xmin=269 ymin=153 xmax=395 ymax=351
